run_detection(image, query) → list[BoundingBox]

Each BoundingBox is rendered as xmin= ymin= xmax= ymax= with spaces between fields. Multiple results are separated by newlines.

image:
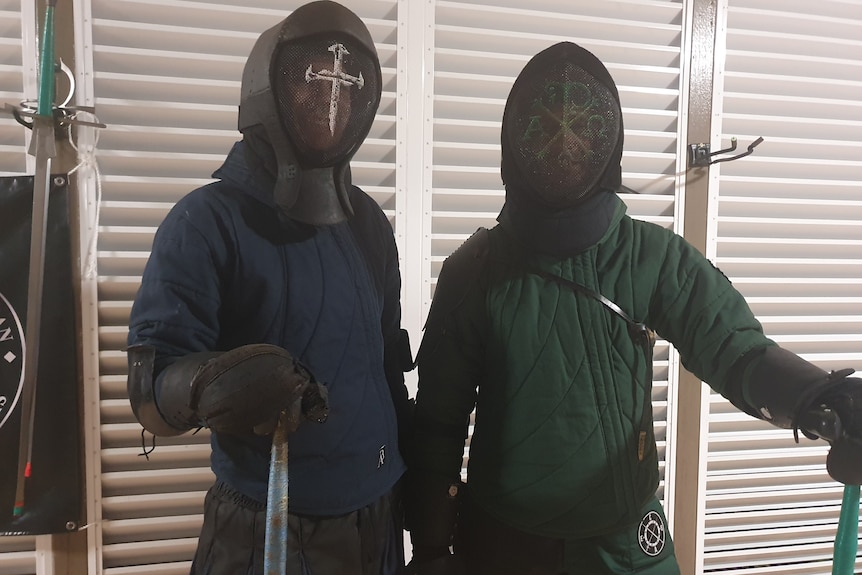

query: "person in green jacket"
xmin=404 ymin=41 xmax=862 ymax=575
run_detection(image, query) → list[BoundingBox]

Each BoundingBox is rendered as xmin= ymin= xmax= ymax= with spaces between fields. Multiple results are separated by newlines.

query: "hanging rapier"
xmin=12 ymin=0 xmax=58 ymax=519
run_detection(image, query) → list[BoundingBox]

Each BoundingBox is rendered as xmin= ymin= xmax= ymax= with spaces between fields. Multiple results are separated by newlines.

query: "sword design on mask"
xmin=305 ymin=43 xmax=364 ymax=135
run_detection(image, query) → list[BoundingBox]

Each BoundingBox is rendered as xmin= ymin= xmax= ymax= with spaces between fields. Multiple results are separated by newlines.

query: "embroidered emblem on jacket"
xmin=637 ymin=510 xmax=666 ymax=557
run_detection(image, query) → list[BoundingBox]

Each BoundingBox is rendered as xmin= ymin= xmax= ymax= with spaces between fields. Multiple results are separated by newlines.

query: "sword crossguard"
xmin=3 ymin=102 xmax=106 ymax=130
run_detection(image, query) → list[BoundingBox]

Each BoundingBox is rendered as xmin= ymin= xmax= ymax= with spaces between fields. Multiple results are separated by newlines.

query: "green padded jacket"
xmin=412 ymin=195 xmax=776 ymax=538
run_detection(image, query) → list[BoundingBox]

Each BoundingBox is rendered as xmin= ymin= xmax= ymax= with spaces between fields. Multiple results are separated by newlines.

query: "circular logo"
xmin=0 ymin=291 xmax=25 ymax=431
xmin=637 ymin=510 xmax=666 ymax=557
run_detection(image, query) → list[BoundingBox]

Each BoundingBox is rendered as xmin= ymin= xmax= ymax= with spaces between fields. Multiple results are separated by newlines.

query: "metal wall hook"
xmin=2 ymin=57 xmax=106 ymax=130
xmin=688 ymin=136 xmax=765 ymax=168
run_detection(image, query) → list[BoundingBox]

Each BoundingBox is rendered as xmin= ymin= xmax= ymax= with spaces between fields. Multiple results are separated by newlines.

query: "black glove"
xmin=729 ymin=346 xmax=862 ymax=484
xmin=798 ymin=377 xmax=862 ymax=485
xmin=404 ymin=473 xmax=464 ymax=574
xmin=158 ymin=343 xmax=328 ymax=435
xmin=812 ymin=377 xmax=862 ymax=439
xmin=193 ymin=343 xmax=328 ymax=434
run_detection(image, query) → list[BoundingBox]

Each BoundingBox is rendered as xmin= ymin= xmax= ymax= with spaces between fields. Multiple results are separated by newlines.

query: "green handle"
xmin=36 ymin=2 xmax=56 ymax=117
xmin=833 ymin=484 xmax=860 ymax=575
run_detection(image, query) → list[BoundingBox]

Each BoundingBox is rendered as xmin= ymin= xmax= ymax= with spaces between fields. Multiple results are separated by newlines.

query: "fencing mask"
xmin=238 ymin=1 xmax=381 ymax=225
xmin=501 ymin=42 xmax=624 ymax=211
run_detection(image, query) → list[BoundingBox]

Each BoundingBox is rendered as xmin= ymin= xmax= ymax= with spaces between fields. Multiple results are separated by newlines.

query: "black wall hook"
xmin=688 ymin=136 xmax=764 ymax=168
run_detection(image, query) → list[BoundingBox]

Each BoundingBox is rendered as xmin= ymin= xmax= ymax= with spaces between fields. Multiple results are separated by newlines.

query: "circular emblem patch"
xmin=637 ymin=510 xmax=666 ymax=557
xmin=0 ymin=291 xmax=25 ymax=431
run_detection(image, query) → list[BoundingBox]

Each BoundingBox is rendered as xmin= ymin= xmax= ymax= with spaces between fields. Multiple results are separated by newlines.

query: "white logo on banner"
xmin=0 ymin=291 xmax=25 ymax=431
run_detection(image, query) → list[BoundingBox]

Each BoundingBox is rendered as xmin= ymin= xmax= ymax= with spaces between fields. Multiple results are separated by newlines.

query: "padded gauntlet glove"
xmin=128 ymin=343 xmax=328 ymax=436
xmin=797 ymin=376 xmax=862 ymax=485
xmin=732 ymin=345 xmax=862 ymax=484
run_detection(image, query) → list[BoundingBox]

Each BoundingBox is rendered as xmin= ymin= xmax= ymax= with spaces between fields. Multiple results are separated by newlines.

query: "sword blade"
xmin=13 ymin=117 xmax=56 ymax=517
xmin=264 ymin=412 xmax=290 ymax=575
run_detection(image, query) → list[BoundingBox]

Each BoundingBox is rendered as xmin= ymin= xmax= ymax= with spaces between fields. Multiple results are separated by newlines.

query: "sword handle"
xmin=37 ymin=1 xmax=57 ymax=118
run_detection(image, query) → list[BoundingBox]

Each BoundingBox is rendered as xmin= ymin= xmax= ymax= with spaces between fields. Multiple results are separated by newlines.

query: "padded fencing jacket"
xmin=412 ymin=194 xmax=775 ymax=538
xmin=128 ymin=142 xmax=406 ymax=515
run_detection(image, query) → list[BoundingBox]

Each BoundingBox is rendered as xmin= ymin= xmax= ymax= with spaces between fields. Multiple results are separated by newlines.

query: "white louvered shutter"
xmin=0 ymin=0 xmax=32 ymax=175
xmin=425 ymin=0 xmax=687 ymax=509
xmin=704 ymin=1 xmax=862 ymax=573
xmin=78 ymin=0 xmax=401 ymax=572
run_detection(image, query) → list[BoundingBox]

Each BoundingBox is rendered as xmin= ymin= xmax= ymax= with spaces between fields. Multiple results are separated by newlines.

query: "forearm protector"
xmin=731 ymin=345 xmax=854 ymax=429
xmin=127 ymin=344 xmax=221 ymax=436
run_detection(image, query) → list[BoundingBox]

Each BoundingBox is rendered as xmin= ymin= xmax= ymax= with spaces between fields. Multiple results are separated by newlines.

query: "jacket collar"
xmin=497 ymin=191 xmax=625 ymax=256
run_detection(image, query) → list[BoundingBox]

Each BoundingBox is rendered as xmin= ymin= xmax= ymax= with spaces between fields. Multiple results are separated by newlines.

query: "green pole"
xmin=833 ymin=484 xmax=860 ymax=575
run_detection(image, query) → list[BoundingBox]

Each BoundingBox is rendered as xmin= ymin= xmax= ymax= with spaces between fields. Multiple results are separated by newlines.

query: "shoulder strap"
xmin=533 ymin=268 xmax=656 ymax=462
xmin=531 ymin=269 xmax=654 ymax=347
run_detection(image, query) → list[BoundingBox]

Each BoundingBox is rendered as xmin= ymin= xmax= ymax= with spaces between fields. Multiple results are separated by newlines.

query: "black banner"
xmin=0 ymin=175 xmax=83 ymax=535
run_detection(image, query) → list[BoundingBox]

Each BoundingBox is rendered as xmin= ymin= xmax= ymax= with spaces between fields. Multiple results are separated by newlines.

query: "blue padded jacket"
xmin=128 ymin=142 xmax=406 ymax=515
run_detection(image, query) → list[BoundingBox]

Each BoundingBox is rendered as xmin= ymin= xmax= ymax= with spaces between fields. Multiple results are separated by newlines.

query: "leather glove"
xmin=190 ymin=343 xmax=328 ymax=435
xmin=794 ymin=377 xmax=862 ymax=485
xmin=404 ymin=473 xmax=464 ymax=574
xmin=812 ymin=377 xmax=862 ymax=439
xmin=797 ymin=376 xmax=862 ymax=485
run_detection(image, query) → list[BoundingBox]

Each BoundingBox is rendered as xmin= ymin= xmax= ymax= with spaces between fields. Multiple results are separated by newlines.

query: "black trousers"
xmin=190 ymin=481 xmax=404 ymax=575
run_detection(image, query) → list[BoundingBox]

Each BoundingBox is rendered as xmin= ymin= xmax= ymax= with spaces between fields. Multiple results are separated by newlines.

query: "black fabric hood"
xmin=498 ymin=41 xmax=625 ymax=255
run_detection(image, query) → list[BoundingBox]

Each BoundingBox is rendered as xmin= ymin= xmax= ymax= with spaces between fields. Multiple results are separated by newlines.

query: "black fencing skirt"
xmin=190 ymin=480 xmax=404 ymax=575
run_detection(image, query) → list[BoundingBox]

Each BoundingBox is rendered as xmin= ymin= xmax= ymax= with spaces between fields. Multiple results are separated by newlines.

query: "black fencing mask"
xmin=238 ymin=1 xmax=381 ymax=225
xmin=502 ymin=42 xmax=624 ymax=210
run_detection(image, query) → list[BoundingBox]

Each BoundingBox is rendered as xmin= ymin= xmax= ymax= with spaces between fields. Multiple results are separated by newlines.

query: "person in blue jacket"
xmin=126 ymin=3 xmax=413 ymax=574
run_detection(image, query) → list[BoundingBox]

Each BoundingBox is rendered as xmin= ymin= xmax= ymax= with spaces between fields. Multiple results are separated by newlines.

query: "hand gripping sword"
xmin=798 ymin=408 xmax=860 ymax=574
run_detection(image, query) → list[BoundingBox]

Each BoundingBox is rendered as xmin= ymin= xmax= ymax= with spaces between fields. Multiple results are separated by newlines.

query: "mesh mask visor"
xmin=272 ymin=36 xmax=379 ymax=168
xmin=505 ymin=61 xmax=621 ymax=208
